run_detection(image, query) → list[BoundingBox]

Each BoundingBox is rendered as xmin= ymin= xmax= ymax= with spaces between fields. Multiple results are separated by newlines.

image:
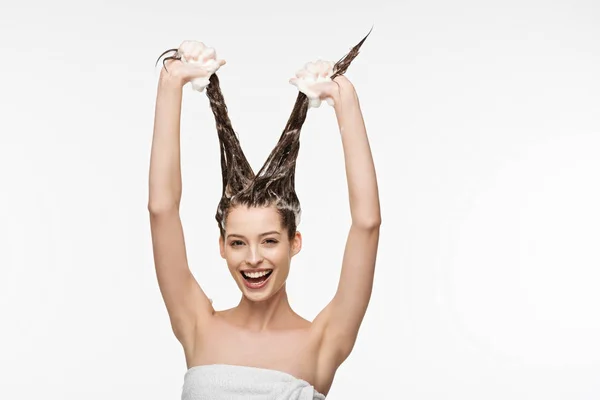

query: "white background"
xmin=1 ymin=0 xmax=599 ymax=399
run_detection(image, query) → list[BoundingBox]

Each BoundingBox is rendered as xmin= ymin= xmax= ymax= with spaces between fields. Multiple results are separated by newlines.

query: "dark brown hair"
xmin=156 ymin=28 xmax=372 ymax=242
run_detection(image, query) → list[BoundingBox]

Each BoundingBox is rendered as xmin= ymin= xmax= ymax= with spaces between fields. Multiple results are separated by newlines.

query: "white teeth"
xmin=242 ymin=270 xmax=271 ymax=279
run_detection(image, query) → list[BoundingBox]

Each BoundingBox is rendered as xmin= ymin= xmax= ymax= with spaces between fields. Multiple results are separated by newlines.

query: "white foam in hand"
xmin=178 ymin=41 xmax=224 ymax=92
xmin=289 ymin=59 xmax=335 ymax=108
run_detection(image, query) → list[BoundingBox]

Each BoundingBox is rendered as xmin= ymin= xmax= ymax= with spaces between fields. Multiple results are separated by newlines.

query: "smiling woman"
xmin=148 ymin=28 xmax=380 ymax=399
xmin=219 ymin=205 xmax=301 ymax=302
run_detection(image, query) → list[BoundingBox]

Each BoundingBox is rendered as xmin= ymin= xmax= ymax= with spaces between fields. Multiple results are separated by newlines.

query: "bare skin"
xmin=180 ymin=205 xmax=337 ymax=394
xmin=148 ymin=44 xmax=380 ymax=396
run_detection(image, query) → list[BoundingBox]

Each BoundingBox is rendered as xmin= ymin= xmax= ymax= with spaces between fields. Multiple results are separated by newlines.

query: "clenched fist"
xmin=157 ymin=40 xmax=226 ymax=91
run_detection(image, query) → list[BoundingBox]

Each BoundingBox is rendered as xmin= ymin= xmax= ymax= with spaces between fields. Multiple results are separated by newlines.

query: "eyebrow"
xmin=227 ymin=231 xmax=281 ymax=240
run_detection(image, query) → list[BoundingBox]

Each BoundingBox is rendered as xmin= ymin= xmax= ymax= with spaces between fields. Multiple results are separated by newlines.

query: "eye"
xmin=265 ymin=239 xmax=278 ymax=245
xmin=230 ymin=240 xmax=244 ymax=247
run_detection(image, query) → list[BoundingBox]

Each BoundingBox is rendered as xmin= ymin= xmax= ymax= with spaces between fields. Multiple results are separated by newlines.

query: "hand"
xmin=289 ymin=60 xmax=353 ymax=108
xmin=159 ymin=40 xmax=226 ymax=91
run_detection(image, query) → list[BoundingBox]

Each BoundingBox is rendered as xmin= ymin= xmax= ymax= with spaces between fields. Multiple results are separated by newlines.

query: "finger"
xmin=190 ymin=47 xmax=201 ymax=60
xmin=305 ymin=62 xmax=318 ymax=74
xmin=179 ymin=41 xmax=193 ymax=59
xmin=318 ymin=81 xmax=339 ymax=98
xmin=312 ymin=82 xmax=328 ymax=97
xmin=190 ymin=41 xmax=206 ymax=60
xmin=185 ymin=65 xmax=211 ymax=80
xmin=202 ymin=47 xmax=216 ymax=62
xmin=204 ymin=59 xmax=225 ymax=74
xmin=295 ymin=69 xmax=310 ymax=79
xmin=318 ymin=60 xmax=330 ymax=77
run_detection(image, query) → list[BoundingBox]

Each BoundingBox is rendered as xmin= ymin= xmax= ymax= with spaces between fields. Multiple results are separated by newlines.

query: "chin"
xmin=243 ymin=290 xmax=272 ymax=302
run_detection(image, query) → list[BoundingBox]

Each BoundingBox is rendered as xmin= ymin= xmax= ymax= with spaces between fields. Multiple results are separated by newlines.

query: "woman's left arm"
xmin=316 ymin=76 xmax=381 ymax=364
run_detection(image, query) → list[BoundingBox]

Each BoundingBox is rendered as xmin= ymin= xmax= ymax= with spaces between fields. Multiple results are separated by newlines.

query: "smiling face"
xmin=219 ymin=204 xmax=302 ymax=302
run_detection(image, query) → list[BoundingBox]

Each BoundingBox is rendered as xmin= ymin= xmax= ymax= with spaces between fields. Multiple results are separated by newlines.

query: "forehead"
xmin=226 ymin=205 xmax=281 ymax=232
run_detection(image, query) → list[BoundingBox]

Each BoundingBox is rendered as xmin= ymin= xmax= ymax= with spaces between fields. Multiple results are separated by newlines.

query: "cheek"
xmin=224 ymin=251 xmax=243 ymax=266
xmin=270 ymin=247 xmax=291 ymax=264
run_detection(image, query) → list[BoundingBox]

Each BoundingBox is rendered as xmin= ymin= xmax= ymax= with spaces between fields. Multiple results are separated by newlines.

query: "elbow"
xmin=147 ymin=201 xmax=179 ymax=214
xmin=352 ymin=216 xmax=381 ymax=230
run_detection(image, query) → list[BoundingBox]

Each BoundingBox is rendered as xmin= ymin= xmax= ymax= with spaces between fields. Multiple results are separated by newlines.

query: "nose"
xmin=245 ymin=245 xmax=264 ymax=266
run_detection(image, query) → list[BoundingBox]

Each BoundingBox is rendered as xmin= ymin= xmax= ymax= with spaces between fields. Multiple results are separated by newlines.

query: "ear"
xmin=219 ymin=235 xmax=226 ymax=259
xmin=291 ymin=231 xmax=302 ymax=257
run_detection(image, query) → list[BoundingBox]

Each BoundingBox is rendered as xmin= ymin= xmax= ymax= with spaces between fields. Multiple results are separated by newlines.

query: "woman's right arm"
xmin=148 ymin=72 xmax=215 ymax=348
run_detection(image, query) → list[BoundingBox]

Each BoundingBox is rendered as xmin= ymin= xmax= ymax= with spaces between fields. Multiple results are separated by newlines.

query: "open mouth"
xmin=240 ymin=269 xmax=273 ymax=288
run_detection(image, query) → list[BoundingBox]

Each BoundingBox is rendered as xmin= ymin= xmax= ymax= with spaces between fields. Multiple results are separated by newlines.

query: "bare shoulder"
xmin=293 ymin=313 xmax=313 ymax=329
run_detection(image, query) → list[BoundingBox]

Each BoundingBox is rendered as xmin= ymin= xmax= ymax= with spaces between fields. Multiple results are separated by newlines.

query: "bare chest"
xmin=184 ymin=319 xmax=322 ymax=385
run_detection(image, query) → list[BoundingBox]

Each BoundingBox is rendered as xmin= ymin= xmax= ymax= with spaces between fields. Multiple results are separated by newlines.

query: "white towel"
xmin=182 ymin=364 xmax=326 ymax=400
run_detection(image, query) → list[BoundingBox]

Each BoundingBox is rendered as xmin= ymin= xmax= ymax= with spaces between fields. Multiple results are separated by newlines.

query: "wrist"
xmin=333 ymin=87 xmax=359 ymax=113
xmin=158 ymin=70 xmax=184 ymax=90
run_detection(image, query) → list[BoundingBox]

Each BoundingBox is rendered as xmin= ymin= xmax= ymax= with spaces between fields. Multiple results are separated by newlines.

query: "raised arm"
xmin=148 ymin=61 xmax=216 ymax=348
xmin=148 ymin=71 xmax=184 ymax=211
xmin=315 ymin=76 xmax=381 ymax=365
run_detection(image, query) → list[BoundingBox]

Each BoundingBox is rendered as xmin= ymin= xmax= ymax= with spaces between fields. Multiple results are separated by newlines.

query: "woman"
xmin=148 ymin=30 xmax=380 ymax=399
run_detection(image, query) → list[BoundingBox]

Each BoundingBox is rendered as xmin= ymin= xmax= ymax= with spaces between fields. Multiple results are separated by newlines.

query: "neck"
xmin=233 ymin=284 xmax=295 ymax=331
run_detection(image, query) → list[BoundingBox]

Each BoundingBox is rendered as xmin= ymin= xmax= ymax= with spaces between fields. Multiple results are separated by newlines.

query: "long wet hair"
xmin=156 ymin=29 xmax=372 ymax=242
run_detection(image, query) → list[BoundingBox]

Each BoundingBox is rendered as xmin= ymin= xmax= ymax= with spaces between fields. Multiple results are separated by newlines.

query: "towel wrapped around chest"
xmin=182 ymin=364 xmax=326 ymax=400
